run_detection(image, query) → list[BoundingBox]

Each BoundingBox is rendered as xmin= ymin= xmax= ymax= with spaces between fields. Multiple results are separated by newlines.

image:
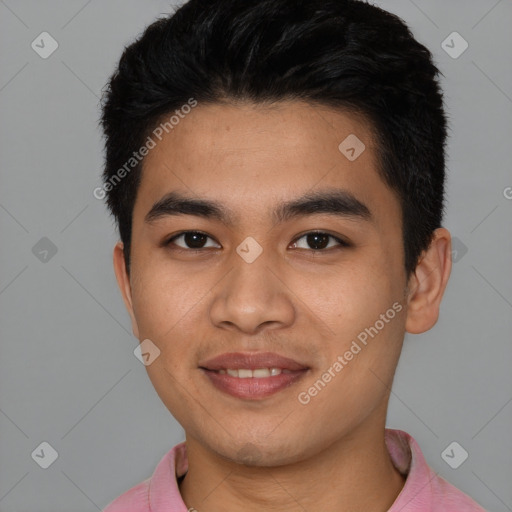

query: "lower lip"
xmin=201 ymin=369 xmax=308 ymax=400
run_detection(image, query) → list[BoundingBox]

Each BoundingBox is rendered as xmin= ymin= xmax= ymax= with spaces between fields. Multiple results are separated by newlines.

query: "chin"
xmin=212 ymin=437 xmax=305 ymax=467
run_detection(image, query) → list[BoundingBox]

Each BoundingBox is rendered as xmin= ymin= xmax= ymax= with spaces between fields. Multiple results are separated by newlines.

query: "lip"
xmin=199 ymin=351 xmax=309 ymax=371
xmin=199 ymin=352 xmax=310 ymax=400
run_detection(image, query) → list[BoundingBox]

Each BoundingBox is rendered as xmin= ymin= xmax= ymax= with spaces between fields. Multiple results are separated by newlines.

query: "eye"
xmin=163 ymin=230 xmax=349 ymax=252
xmin=165 ymin=231 xmax=221 ymax=250
xmin=290 ymin=231 xmax=349 ymax=251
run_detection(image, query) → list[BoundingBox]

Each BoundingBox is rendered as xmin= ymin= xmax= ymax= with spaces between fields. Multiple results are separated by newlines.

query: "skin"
xmin=113 ymin=101 xmax=452 ymax=512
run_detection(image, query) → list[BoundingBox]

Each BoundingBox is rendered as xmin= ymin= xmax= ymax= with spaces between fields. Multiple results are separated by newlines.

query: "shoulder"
xmin=102 ymin=442 xmax=187 ymax=512
xmin=428 ymin=473 xmax=488 ymax=511
xmin=102 ymin=478 xmax=151 ymax=512
xmin=385 ymin=429 xmax=487 ymax=511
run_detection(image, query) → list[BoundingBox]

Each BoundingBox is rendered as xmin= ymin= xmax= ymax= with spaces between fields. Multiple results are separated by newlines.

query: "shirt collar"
xmin=147 ymin=428 xmax=430 ymax=511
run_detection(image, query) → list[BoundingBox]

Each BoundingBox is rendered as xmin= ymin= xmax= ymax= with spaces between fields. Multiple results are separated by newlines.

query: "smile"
xmin=215 ymin=368 xmax=293 ymax=378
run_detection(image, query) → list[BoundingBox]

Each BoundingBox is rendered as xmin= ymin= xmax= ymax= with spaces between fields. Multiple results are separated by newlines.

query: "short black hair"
xmin=100 ymin=0 xmax=448 ymax=277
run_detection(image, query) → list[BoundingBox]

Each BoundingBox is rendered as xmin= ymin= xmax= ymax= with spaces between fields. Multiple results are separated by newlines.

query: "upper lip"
xmin=199 ymin=352 xmax=309 ymax=371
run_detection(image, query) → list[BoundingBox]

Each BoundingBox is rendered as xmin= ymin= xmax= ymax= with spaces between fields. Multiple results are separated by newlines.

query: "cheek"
xmin=303 ymin=261 xmax=396 ymax=336
xmin=301 ymin=258 xmax=406 ymax=403
xmin=130 ymin=261 xmax=207 ymax=340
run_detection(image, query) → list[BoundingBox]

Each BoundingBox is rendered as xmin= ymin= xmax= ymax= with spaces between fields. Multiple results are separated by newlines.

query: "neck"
xmin=179 ymin=420 xmax=405 ymax=512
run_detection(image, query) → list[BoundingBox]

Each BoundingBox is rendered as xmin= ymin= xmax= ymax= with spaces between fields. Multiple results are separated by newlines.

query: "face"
xmin=114 ymin=101 xmax=433 ymax=466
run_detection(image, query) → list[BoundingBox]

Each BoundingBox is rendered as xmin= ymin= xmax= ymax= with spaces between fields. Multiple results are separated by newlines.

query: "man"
xmin=100 ymin=0 xmax=487 ymax=510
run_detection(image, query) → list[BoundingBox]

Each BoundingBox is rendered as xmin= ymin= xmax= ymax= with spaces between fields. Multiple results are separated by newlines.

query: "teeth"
xmin=220 ymin=368 xmax=285 ymax=378
xmin=253 ymin=368 xmax=270 ymax=378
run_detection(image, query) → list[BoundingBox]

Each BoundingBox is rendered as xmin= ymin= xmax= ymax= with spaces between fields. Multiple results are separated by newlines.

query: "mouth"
xmin=199 ymin=352 xmax=310 ymax=400
xmin=213 ymin=367 xmax=294 ymax=377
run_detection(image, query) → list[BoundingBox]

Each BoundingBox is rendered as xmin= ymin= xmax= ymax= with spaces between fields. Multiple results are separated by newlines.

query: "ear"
xmin=113 ymin=241 xmax=140 ymax=339
xmin=405 ymin=228 xmax=452 ymax=334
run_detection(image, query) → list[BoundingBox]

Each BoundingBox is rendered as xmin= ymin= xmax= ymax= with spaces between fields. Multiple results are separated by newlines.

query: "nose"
xmin=209 ymin=250 xmax=296 ymax=335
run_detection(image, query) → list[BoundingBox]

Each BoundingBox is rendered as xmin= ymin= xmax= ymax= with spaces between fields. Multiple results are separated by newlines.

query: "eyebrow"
xmin=144 ymin=189 xmax=372 ymax=225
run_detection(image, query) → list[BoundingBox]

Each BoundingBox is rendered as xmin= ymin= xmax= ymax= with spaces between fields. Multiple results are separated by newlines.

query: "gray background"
xmin=0 ymin=0 xmax=511 ymax=511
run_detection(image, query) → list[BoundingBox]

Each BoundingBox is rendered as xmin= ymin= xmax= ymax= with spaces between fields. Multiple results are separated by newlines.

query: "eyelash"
xmin=163 ymin=230 xmax=350 ymax=253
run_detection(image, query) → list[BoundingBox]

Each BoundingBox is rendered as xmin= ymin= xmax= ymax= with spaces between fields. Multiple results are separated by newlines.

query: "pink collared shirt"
xmin=103 ymin=429 xmax=487 ymax=511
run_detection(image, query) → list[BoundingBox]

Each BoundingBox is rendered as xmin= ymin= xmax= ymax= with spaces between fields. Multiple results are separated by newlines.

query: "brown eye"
xmin=166 ymin=231 xmax=220 ymax=250
xmin=291 ymin=232 xmax=349 ymax=251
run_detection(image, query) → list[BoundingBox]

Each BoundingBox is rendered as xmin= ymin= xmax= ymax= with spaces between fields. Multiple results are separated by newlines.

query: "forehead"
xmin=133 ymin=100 xmax=399 ymax=227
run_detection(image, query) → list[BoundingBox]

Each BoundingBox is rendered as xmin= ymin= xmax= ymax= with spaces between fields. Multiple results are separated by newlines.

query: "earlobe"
xmin=113 ymin=241 xmax=140 ymax=339
xmin=405 ymin=228 xmax=452 ymax=334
